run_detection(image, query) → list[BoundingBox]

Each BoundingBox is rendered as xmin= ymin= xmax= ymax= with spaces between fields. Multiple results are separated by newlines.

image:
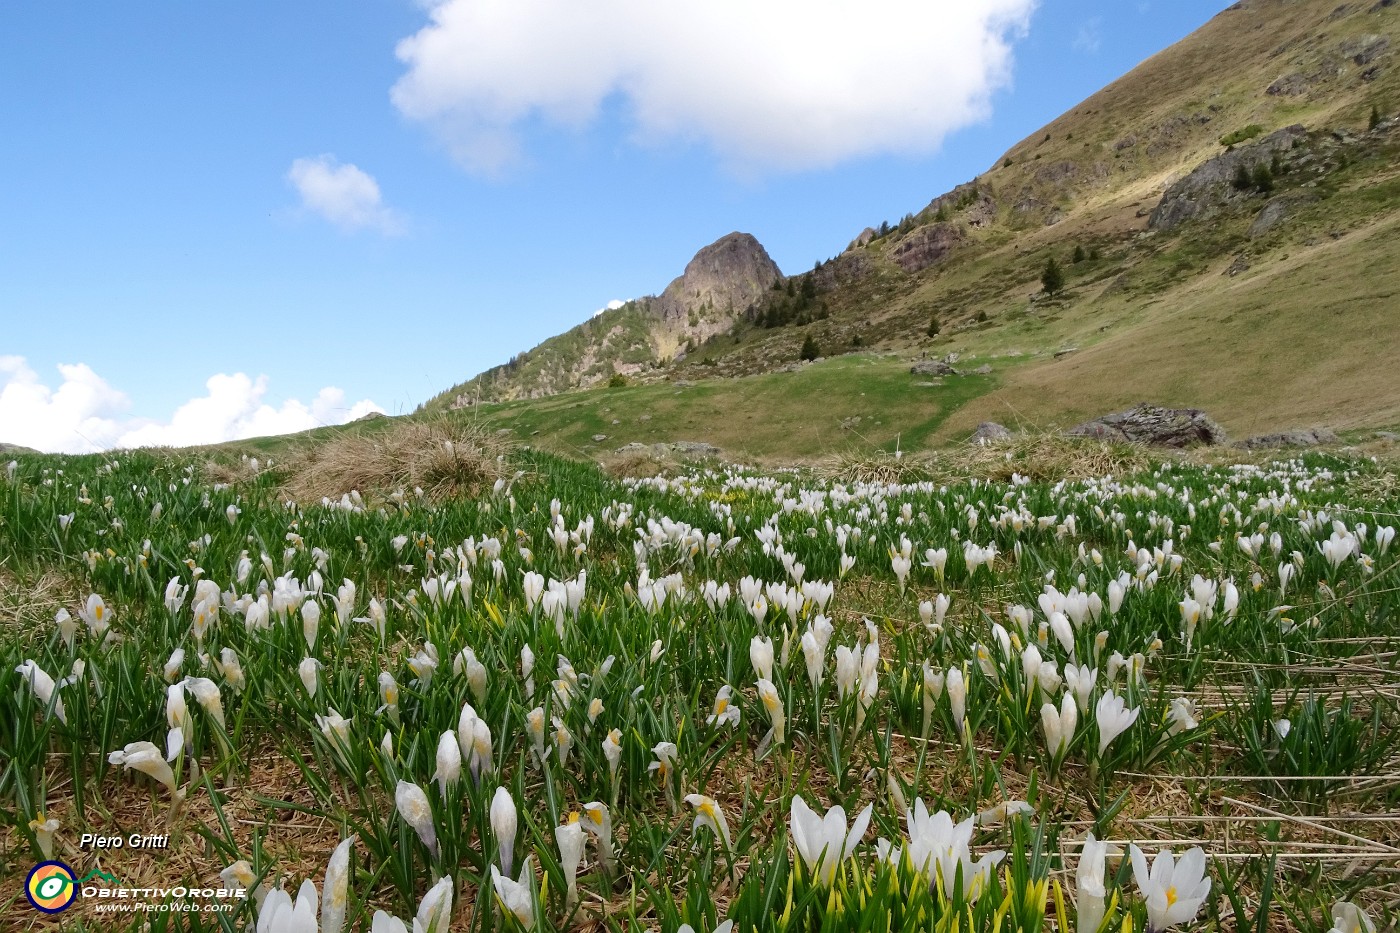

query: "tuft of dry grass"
xmin=811 ymin=449 xmax=933 ymax=486
xmin=815 ymin=432 xmax=1152 ymax=486
xmin=598 ymin=448 xmax=685 ymax=480
xmin=274 ymin=417 xmax=515 ymax=504
xmin=934 ymin=430 xmax=1151 ymax=483
xmin=0 ymin=564 xmax=81 ymax=653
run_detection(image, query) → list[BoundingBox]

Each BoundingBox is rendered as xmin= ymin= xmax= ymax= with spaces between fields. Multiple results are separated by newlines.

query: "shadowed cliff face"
xmin=654 ymin=232 xmax=784 ymax=332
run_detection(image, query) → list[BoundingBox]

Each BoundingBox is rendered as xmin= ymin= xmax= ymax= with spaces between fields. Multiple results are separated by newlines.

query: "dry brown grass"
xmin=273 ymin=418 xmax=515 ymax=505
xmin=598 ymin=448 xmax=685 ymax=480
xmin=0 ymin=563 xmax=83 ymax=654
xmin=813 ymin=432 xmax=1153 ymax=487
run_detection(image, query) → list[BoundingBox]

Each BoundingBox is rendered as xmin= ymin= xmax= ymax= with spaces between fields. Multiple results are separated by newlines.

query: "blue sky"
xmin=0 ymin=1 xmax=1231 ymax=452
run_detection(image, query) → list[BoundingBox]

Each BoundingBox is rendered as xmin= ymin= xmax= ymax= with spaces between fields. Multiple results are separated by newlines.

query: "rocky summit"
xmin=653 ymin=233 xmax=783 ymax=337
xmin=434 ymin=232 xmax=783 ymax=406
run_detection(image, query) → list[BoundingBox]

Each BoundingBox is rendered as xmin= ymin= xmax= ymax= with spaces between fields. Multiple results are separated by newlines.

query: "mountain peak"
xmin=654 ymin=232 xmax=783 ymax=333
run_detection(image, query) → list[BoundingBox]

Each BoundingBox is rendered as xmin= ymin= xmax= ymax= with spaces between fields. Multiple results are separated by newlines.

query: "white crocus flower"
xmin=756 ymin=679 xmax=786 ymax=754
xmin=491 ymin=785 xmax=518 ymax=876
xmin=1129 ymin=844 xmax=1212 ymax=932
xmin=301 ymin=599 xmax=321 ymax=653
xmin=15 ymin=660 xmax=66 ymax=723
xmin=556 ymin=814 xmax=586 ymax=908
xmin=490 ymin=858 xmax=535 ymax=930
xmin=947 ymin=666 xmax=967 ymax=737
xmin=750 ymin=635 xmax=774 ymax=682
xmin=707 ymin=686 xmax=741 ymax=728
xmin=183 ymin=676 xmax=225 ymax=729
xmin=298 ymin=657 xmax=322 ymax=698
xmin=321 ymin=834 xmax=357 ymax=933
xmin=108 ymin=741 xmax=177 ymax=793
xmin=433 ymin=730 xmax=461 ymax=796
xmin=395 ymin=780 xmax=439 ymax=860
xmin=257 ymin=879 xmax=318 ymax=933
xmin=1076 ymin=832 xmax=1108 ymax=933
xmin=685 ymin=793 xmax=732 ymax=850
xmin=1095 ymin=690 xmax=1140 ymax=758
xmin=1040 ymin=692 xmax=1077 ymax=766
xmin=371 ymin=911 xmax=409 ymax=933
xmin=415 ymin=875 xmax=453 ymax=933
xmin=789 ymin=795 xmax=872 ymax=887
xmin=1326 ymin=900 xmax=1376 ymax=933
xmin=582 ymin=801 xmax=614 ymax=874
xmin=29 ymin=813 xmax=60 ymax=859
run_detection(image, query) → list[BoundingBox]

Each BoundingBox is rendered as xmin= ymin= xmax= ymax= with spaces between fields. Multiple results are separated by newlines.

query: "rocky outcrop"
xmin=971 ymin=422 xmax=1013 ymax=445
xmin=1067 ymin=405 xmax=1228 ymax=447
xmin=891 ymin=223 xmax=964 ymax=273
xmin=1148 ymin=125 xmax=1307 ymax=230
xmin=924 ymin=182 xmax=997 ymax=228
xmin=1235 ymin=428 xmax=1339 ymax=448
xmin=1267 ymin=73 xmax=1312 ymax=96
xmin=653 ymin=232 xmax=783 ymax=333
xmin=1248 ymin=198 xmax=1292 ymax=237
xmin=1342 ymin=34 xmax=1389 ymax=65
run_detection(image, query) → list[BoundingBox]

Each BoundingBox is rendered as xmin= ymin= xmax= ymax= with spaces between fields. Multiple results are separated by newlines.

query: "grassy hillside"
xmin=462 ymin=355 xmax=997 ymax=461
xmin=402 ymin=0 xmax=1400 ymax=459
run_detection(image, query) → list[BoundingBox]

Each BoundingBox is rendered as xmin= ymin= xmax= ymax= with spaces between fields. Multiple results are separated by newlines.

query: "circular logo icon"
xmin=26 ymin=861 xmax=77 ymax=913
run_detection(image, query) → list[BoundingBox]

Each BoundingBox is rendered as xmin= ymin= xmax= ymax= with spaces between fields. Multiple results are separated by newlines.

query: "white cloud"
xmin=1073 ymin=17 xmax=1102 ymax=55
xmin=0 ymin=356 xmax=383 ymax=454
xmin=287 ymin=155 xmax=403 ymax=234
xmin=391 ymin=0 xmax=1038 ymax=175
xmin=593 ymin=299 xmax=625 ymax=317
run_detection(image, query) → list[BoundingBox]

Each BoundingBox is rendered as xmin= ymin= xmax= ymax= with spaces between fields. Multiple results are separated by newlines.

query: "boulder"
xmin=970 ymin=422 xmax=1013 ymax=445
xmin=591 ymin=434 xmax=608 ymax=442
xmin=910 ymin=360 xmax=955 ymax=376
xmin=1235 ymin=428 xmax=1339 ymax=449
xmin=1067 ymin=404 xmax=1228 ymax=447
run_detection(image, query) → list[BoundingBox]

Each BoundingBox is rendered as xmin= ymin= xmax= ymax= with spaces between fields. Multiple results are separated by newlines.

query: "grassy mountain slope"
xmin=262 ymin=0 xmax=1400 ymax=463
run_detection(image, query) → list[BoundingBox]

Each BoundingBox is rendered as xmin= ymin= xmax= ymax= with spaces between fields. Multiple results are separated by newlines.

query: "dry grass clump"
xmin=0 ymin=564 xmax=80 ymax=652
xmin=941 ymin=431 xmax=1152 ymax=483
xmin=812 ymin=449 xmax=936 ymax=486
xmin=277 ymin=417 xmax=514 ymax=504
xmin=599 ymin=447 xmax=685 ymax=480
xmin=815 ymin=432 xmax=1152 ymax=486
xmin=201 ymin=455 xmax=251 ymax=487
